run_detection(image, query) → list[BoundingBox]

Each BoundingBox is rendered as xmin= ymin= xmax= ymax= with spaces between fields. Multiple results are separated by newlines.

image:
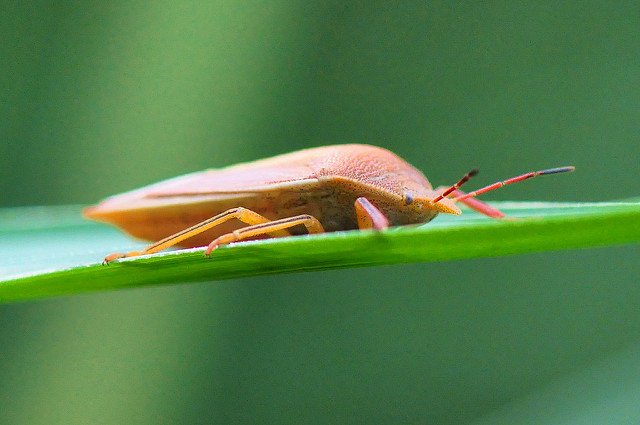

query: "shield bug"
xmin=84 ymin=144 xmax=574 ymax=263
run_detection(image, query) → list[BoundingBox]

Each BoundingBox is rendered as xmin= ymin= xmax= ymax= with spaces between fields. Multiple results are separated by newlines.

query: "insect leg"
xmin=450 ymin=189 xmax=506 ymax=218
xmin=354 ymin=197 xmax=389 ymax=230
xmin=205 ymin=214 xmax=325 ymax=255
xmin=103 ymin=207 xmax=291 ymax=263
xmin=434 ymin=187 xmax=506 ymax=218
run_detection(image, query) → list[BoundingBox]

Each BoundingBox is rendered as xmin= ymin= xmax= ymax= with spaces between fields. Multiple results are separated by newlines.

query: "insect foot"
xmin=204 ymin=233 xmax=238 ymax=257
xmin=101 ymin=250 xmax=143 ymax=265
xmin=102 ymin=253 xmax=125 ymax=265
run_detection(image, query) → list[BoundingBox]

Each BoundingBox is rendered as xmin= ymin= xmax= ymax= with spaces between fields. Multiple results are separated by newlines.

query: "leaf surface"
xmin=1 ymin=201 xmax=639 ymax=302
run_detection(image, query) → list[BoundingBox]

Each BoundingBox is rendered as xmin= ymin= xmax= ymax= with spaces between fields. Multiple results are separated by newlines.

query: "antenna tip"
xmin=539 ymin=166 xmax=576 ymax=175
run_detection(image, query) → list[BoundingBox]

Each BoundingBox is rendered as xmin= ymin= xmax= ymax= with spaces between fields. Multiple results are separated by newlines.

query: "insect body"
xmin=84 ymin=144 xmax=574 ymax=263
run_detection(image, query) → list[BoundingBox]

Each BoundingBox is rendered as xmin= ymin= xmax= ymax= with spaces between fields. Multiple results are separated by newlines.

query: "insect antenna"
xmin=452 ymin=166 xmax=575 ymax=202
xmin=431 ymin=168 xmax=479 ymax=204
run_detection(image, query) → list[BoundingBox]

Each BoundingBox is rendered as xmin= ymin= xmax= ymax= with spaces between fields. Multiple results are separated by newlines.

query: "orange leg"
xmin=205 ymin=214 xmax=324 ymax=255
xmin=451 ymin=189 xmax=506 ymax=218
xmin=435 ymin=186 xmax=505 ymax=218
xmin=205 ymin=197 xmax=389 ymax=256
xmin=354 ymin=197 xmax=389 ymax=230
xmin=103 ymin=207 xmax=291 ymax=264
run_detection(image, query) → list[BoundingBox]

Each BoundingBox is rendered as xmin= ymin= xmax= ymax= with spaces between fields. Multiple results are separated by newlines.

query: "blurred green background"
xmin=1 ymin=2 xmax=639 ymax=424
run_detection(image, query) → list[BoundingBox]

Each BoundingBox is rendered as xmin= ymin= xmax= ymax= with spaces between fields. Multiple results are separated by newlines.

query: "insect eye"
xmin=403 ymin=192 xmax=414 ymax=205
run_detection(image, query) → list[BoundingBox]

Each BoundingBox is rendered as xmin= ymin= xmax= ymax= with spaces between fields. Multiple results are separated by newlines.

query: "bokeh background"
xmin=1 ymin=2 xmax=639 ymax=424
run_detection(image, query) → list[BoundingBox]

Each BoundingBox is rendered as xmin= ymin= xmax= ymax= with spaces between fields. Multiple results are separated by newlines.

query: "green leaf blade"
xmin=1 ymin=201 xmax=639 ymax=303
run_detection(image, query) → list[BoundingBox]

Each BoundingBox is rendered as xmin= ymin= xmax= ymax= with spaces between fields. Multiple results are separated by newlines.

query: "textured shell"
xmin=150 ymin=144 xmax=433 ymax=198
xmin=87 ymin=144 xmax=437 ymax=213
xmin=84 ymin=145 xmax=458 ymax=246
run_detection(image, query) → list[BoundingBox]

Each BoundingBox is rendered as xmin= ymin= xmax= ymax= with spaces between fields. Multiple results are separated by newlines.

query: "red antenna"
xmin=431 ymin=168 xmax=479 ymax=204
xmin=452 ymin=166 xmax=575 ymax=202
